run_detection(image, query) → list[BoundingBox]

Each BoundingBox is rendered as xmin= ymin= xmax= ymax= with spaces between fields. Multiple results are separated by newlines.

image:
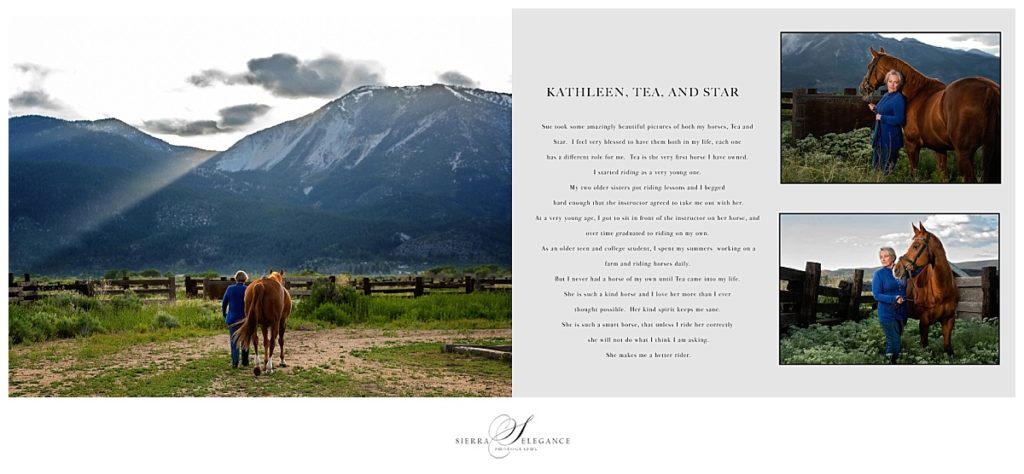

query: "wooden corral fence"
xmin=780 ymin=262 xmax=999 ymax=332
xmin=353 ymin=276 xmax=512 ymax=297
xmin=783 ymin=89 xmax=877 ymax=140
xmin=185 ymin=275 xmax=328 ymax=300
xmin=9 ymin=273 xmax=176 ymax=303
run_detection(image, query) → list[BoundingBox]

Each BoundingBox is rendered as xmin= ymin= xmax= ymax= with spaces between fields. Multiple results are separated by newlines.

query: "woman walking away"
xmin=222 ymin=270 xmax=250 ymax=368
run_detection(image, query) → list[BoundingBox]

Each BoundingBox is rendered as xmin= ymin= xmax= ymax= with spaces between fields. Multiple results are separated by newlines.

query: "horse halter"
xmin=861 ymin=56 xmax=883 ymax=93
xmin=899 ymin=234 xmax=932 ymax=273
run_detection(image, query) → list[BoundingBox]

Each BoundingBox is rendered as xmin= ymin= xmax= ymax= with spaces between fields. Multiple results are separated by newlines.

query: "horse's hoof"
xmin=254 ymin=367 xmax=261 ymax=376
xmin=280 ymin=361 xmax=288 ymax=368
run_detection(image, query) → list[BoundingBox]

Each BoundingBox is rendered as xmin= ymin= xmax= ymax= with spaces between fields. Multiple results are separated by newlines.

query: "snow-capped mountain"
xmin=8 ymin=84 xmax=512 ymax=275
xmin=202 ymin=84 xmax=511 ymax=213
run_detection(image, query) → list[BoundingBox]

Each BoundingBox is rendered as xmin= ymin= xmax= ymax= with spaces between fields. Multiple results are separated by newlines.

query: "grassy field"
xmin=781 ymin=123 xmax=985 ymax=183
xmin=8 ymin=284 xmax=513 ymax=397
xmin=9 ymin=334 xmax=511 ymax=397
xmin=780 ymin=316 xmax=999 ymax=364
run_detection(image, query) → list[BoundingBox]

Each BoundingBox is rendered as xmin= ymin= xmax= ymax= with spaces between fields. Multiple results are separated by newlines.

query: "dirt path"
xmin=8 ymin=327 xmax=511 ymax=397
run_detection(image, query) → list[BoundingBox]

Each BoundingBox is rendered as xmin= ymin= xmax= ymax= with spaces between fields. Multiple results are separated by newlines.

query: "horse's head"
xmin=859 ymin=47 xmax=894 ymax=101
xmin=894 ymin=222 xmax=937 ymax=278
xmin=267 ymin=269 xmax=286 ymax=284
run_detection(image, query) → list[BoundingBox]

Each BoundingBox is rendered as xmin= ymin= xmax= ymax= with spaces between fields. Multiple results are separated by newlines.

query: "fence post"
xmin=24 ymin=273 xmax=30 ymax=283
xmin=465 ymin=276 xmax=474 ymax=294
xmin=122 ymin=276 xmax=130 ymax=291
xmin=848 ymin=269 xmax=864 ymax=320
xmin=329 ymin=275 xmax=336 ymax=284
xmin=982 ymin=266 xmax=998 ymax=319
xmin=792 ymin=88 xmax=807 ymax=139
xmin=414 ymin=277 xmax=424 ymax=298
xmin=798 ymin=261 xmax=821 ymax=327
xmin=362 ymin=277 xmax=371 ymax=296
xmin=167 ymin=276 xmax=176 ymax=302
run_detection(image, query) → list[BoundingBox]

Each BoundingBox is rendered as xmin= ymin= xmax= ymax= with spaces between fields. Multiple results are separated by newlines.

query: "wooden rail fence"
xmin=779 ymin=262 xmax=999 ymax=332
xmin=9 ymin=273 xmax=176 ymax=303
xmin=353 ymin=276 xmax=512 ymax=297
xmin=782 ymin=88 xmax=877 ymax=140
xmin=10 ymin=273 xmax=511 ymax=303
xmin=184 ymin=275 xmax=323 ymax=300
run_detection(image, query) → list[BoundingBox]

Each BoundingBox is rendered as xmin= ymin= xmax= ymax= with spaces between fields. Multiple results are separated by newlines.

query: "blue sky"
xmin=780 ymin=214 xmax=999 ymax=270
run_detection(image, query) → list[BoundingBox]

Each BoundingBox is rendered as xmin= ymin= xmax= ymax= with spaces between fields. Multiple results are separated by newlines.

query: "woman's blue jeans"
xmin=880 ymin=317 xmax=906 ymax=356
xmin=228 ymin=324 xmax=249 ymax=367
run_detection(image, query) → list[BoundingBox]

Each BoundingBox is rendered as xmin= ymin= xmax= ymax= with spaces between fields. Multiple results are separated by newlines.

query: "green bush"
xmin=295 ymin=280 xmax=367 ymax=323
xmin=311 ymin=303 xmax=353 ymax=326
xmin=110 ymin=290 xmax=143 ymax=312
xmin=55 ymin=312 xmax=103 ymax=338
xmin=781 ymin=316 xmax=1000 ymax=364
xmin=152 ymin=311 xmax=180 ymax=329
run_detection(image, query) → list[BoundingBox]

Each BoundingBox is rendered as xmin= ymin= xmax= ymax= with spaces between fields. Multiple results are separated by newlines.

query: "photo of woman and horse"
xmin=781 ymin=32 xmax=1001 ymax=183
xmin=779 ymin=214 xmax=999 ymax=365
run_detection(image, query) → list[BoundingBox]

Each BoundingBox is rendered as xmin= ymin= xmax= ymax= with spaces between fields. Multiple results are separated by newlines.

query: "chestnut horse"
xmin=232 ymin=270 xmax=292 ymax=376
xmin=893 ymin=223 xmax=959 ymax=356
xmin=859 ymin=47 xmax=1000 ymax=183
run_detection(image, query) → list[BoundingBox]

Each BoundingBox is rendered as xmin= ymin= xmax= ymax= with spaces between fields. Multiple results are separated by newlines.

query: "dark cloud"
xmin=218 ymin=103 xmax=271 ymax=127
xmin=948 ymin=34 xmax=1000 ymax=46
xmin=187 ymin=69 xmax=243 ymax=87
xmin=437 ymin=70 xmax=479 ymax=88
xmin=9 ymin=90 xmax=63 ymax=110
xmin=142 ymin=119 xmax=224 ymax=136
xmin=142 ymin=103 xmax=272 ymax=136
xmin=187 ymin=53 xmax=384 ymax=98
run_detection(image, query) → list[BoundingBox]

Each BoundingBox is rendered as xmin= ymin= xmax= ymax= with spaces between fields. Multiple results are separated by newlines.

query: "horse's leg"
xmin=267 ymin=322 xmax=279 ymax=374
xmin=919 ymin=317 xmax=930 ymax=349
xmin=905 ymin=143 xmax=922 ymax=181
xmin=251 ymin=332 xmax=261 ymax=376
xmin=261 ymin=325 xmax=271 ymax=374
xmin=955 ymin=147 xmax=978 ymax=183
xmin=941 ymin=317 xmax=956 ymax=358
xmin=278 ymin=320 xmax=287 ymax=367
xmin=934 ymin=151 xmax=949 ymax=182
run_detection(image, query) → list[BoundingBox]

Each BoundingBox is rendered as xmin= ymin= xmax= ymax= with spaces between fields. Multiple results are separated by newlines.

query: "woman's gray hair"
xmin=885 ymin=69 xmax=903 ymax=85
xmin=234 ymin=270 xmax=248 ymax=282
xmin=879 ymin=247 xmax=897 ymax=260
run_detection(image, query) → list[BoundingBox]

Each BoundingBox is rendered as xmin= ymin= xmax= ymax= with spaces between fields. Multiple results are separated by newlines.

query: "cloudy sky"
xmin=879 ymin=33 xmax=1001 ymax=56
xmin=8 ymin=12 xmax=511 ymax=150
xmin=780 ymin=214 xmax=999 ymax=271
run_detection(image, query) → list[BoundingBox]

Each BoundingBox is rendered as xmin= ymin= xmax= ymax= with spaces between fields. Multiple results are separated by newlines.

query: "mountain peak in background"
xmin=9 ymin=84 xmax=512 ymax=276
xmin=781 ymin=33 xmax=1000 ymax=92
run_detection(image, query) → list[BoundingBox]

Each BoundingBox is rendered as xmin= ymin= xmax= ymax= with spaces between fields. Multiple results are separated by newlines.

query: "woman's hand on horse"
xmin=869 ymin=103 xmax=876 ymax=112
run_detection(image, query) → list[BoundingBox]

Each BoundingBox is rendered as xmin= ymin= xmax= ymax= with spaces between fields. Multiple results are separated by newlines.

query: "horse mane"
xmin=878 ymin=52 xmax=946 ymax=101
xmin=911 ymin=230 xmax=958 ymax=309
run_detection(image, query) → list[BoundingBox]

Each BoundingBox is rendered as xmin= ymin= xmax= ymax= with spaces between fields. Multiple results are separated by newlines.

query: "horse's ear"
xmin=919 ymin=221 xmax=927 ymax=233
xmin=870 ymin=47 xmax=878 ymax=57
xmin=912 ymin=222 xmax=920 ymax=233
xmin=280 ymin=269 xmax=286 ymax=277
xmin=879 ymin=47 xmax=886 ymax=54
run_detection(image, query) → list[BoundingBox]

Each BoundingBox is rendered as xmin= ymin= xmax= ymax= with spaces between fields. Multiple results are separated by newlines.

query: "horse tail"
xmin=982 ymin=85 xmax=1000 ymax=183
xmin=234 ymin=283 xmax=262 ymax=355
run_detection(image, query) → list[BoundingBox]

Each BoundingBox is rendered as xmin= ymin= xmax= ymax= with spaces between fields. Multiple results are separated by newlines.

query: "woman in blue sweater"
xmin=872 ymin=247 xmax=907 ymax=364
xmin=868 ymin=69 xmax=907 ymax=178
xmin=222 ymin=270 xmax=249 ymax=368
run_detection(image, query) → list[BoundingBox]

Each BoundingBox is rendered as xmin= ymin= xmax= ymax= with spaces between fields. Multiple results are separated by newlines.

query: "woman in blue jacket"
xmin=872 ymin=247 xmax=907 ymax=364
xmin=868 ymin=69 xmax=907 ymax=178
xmin=222 ymin=270 xmax=249 ymax=368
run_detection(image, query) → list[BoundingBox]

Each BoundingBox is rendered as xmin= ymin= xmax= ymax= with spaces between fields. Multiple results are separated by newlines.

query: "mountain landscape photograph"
xmin=9 ymin=17 xmax=512 ymax=276
xmin=8 ymin=12 xmax=514 ymax=402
